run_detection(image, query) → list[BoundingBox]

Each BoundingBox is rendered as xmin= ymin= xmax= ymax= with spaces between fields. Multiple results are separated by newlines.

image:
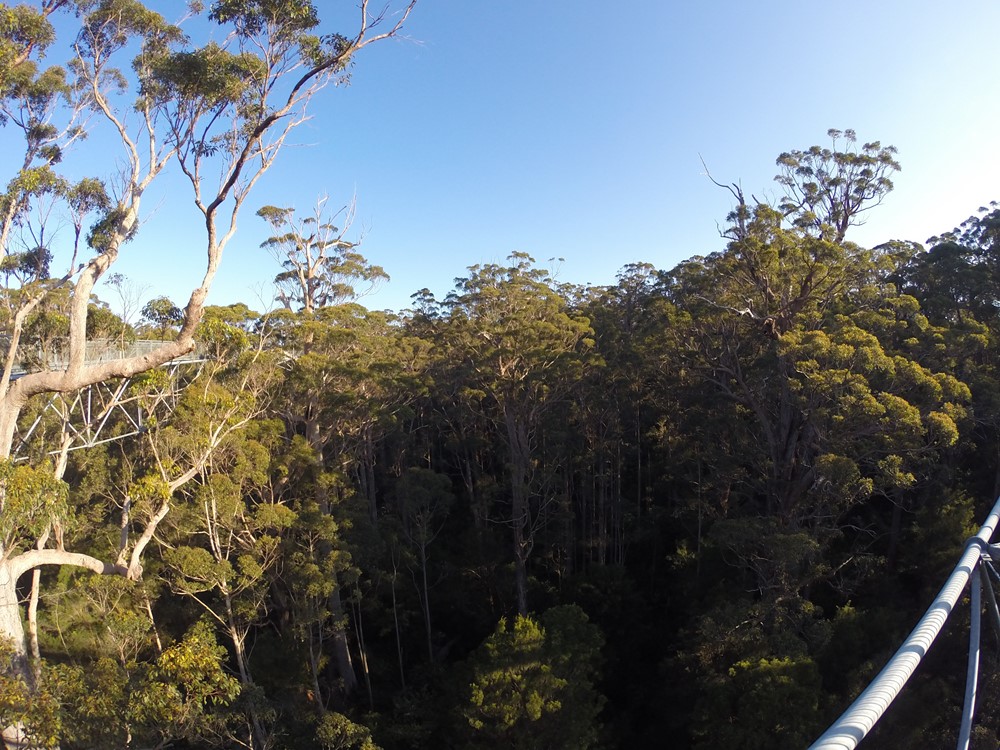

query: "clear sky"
xmin=14 ymin=1 xmax=1000 ymax=316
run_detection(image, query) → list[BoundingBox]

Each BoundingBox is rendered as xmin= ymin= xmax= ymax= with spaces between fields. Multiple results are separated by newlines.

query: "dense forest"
xmin=3 ymin=2 xmax=1000 ymax=749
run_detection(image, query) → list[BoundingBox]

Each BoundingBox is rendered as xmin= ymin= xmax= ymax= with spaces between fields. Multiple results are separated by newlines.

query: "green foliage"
xmin=47 ymin=657 xmax=131 ymax=749
xmin=86 ymin=205 xmax=136 ymax=252
xmin=710 ymin=517 xmax=825 ymax=596
xmin=775 ymin=128 xmax=900 ymax=241
xmin=46 ymin=619 xmax=240 ymax=748
xmin=257 ymin=201 xmax=389 ymax=313
xmin=9 ymin=122 xmax=1000 ymax=749
xmin=316 ymin=710 xmax=381 ymax=750
xmin=144 ymin=42 xmax=268 ymax=117
xmin=0 ymin=245 xmax=52 ymax=283
xmin=210 ymin=0 xmax=320 ymax=38
xmin=0 ymin=4 xmax=59 ymax=94
xmin=461 ymin=605 xmax=604 ymax=750
xmin=78 ymin=0 xmax=182 ymax=57
xmin=0 ymin=459 xmax=68 ymax=549
xmin=140 ymin=296 xmax=183 ymax=337
xmin=395 ymin=466 xmax=454 ymax=545
xmin=441 ymin=253 xmax=597 ymax=404
xmin=86 ymin=302 xmax=135 ymax=343
xmin=0 ymin=640 xmax=62 ymax=749
xmin=126 ymin=620 xmax=240 ymax=745
xmin=694 ymin=656 xmax=822 ymax=749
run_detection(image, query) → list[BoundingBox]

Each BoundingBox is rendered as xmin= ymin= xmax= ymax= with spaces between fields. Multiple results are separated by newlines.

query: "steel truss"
xmin=11 ymin=354 xmax=208 ymax=461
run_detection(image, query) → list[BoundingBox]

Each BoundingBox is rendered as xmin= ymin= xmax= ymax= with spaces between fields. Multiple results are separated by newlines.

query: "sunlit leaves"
xmin=438 ymin=252 xmax=596 ymax=411
xmin=0 ymin=3 xmax=59 ymax=93
xmin=775 ymin=129 xmax=900 ymax=242
xmin=78 ymin=0 xmax=182 ymax=58
xmin=209 ymin=0 xmax=319 ymax=39
xmin=315 ymin=710 xmax=379 ymax=750
xmin=0 ymin=459 xmax=67 ymax=548
xmin=258 ymin=201 xmax=388 ymax=314
xmin=0 ymin=245 xmax=52 ymax=283
xmin=0 ymin=639 xmax=62 ymax=749
xmin=165 ymin=545 xmax=231 ymax=594
xmin=129 ymin=619 xmax=240 ymax=741
xmin=694 ymin=656 xmax=822 ymax=750
xmin=463 ymin=606 xmax=604 ymax=750
xmin=86 ymin=204 xmax=135 ymax=252
xmin=139 ymin=295 xmax=182 ymax=338
xmin=2 ymin=59 xmax=70 ymax=132
xmin=143 ymin=43 xmax=266 ymax=110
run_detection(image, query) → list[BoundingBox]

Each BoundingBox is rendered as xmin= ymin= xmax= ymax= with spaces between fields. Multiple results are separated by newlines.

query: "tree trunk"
xmin=597 ymin=444 xmax=608 ymax=566
xmin=25 ymin=570 xmax=41 ymax=684
xmin=307 ymin=418 xmax=360 ymax=700
xmin=513 ymin=536 xmax=529 ymax=617
xmin=389 ymin=553 xmax=406 ymax=689
xmin=363 ymin=426 xmax=377 ymax=524
xmin=350 ymin=589 xmax=373 ymax=710
xmin=419 ymin=541 xmax=433 ymax=663
xmin=1 ymin=561 xmax=33 ymax=750
xmin=329 ymin=585 xmax=359 ymax=696
xmin=0 ymin=565 xmax=28 ymax=673
xmin=509 ymin=448 xmax=531 ymax=616
xmin=504 ymin=407 xmax=532 ymax=617
xmin=222 ymin=591 xmax=268 ymax=750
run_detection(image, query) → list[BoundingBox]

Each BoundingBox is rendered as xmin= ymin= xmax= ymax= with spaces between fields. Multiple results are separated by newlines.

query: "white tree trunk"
xmin=0 ymin=561 xmax=32 ymax=750
xmin=0 ymin=562 xmax=28 ymax=668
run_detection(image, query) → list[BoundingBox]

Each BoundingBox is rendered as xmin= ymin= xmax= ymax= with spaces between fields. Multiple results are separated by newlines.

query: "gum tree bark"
xmin=0 ymin=2 xmax=416 ymax=746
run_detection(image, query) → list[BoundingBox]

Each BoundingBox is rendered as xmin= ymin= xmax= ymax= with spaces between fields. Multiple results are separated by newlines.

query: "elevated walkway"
xmin=8 ymin=339 xmax=210 ymax=460
xmin=7 ymin=338 xmax=206 ymax=379
xmin=810 ymin=495 xmax=1000 ymax=749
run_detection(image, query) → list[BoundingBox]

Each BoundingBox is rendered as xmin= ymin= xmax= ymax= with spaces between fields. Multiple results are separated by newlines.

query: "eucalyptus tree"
xmin=139 ymin=296 xmax=183 ymax=339
xmin=0 ymin=1 xmax=417 ymax=745
xmin=461 ymin=605 xmax=604 ymax=750
xmin=896 ymin=204 xmax=1000 ymax=498
xmin=667 ymin=204 xmax=968 ymax=561
xmin=774 ymin=128 xmax=900 ymax=242
xmin=430 ymin=254 xmax=596 ymax=615
xmin=576 ymin=263 xmax=673 ymax=568
xmin=257 ymin=198 xmax=388 ymax=318
xmin=267 ymin=301 xmax=424 ymax=702
xmin=160 ymin=410 xmax=289 ymax=748
xmin=392 ymin=466 xmax=454 ymax=664
xmin=256 ymin=201 xmax=422 ymax=702
xmin=662 ymin=142 xmax=976 ymax=747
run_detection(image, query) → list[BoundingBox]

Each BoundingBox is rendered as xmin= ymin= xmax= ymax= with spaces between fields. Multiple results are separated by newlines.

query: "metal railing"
xmin=7 ymin=338 xmax=206 ymax=378
xmin=809 ymin=495 xmax=1000 ymax=750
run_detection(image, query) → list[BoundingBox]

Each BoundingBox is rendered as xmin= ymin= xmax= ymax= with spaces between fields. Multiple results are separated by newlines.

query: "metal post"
xmin=957 ymin=558 xmax=982 ymax=750
xmin=980 ymin=562 xmax=1000 ymax=644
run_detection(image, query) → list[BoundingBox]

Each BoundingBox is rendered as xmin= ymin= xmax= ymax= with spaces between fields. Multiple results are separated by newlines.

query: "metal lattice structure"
xmin=9 ymin=340 xmax=208 ymax=461
xmin=809 ymin=495 xmax=1000 ymax=750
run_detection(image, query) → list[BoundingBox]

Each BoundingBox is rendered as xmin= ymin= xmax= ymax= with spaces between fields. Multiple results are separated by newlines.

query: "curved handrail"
xmin=809 ymin=495 xmax=1000 ymax=750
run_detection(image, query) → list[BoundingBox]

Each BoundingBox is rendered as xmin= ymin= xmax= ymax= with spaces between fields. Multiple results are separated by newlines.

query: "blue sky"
xmin=17 ymin=1 xmax=1000 ymax=315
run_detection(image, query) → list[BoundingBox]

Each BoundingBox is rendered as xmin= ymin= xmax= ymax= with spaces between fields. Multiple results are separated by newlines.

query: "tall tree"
xmin=432 ymin=254 xmax=596 ymax=615
xmin=258 ymin=198 xmax=388 ymax=317
xmin=256 ymin=202 xmax=418 ymax=701
xmin=0 ymin=2 xmax=417 ymax=746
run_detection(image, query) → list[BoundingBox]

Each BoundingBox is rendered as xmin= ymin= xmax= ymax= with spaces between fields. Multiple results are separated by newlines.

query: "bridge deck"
xmin=8 ymin=339 xmax=206 ymax=379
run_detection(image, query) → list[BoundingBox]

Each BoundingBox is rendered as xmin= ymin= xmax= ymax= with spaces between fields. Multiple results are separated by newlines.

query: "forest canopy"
xmin=2 ymin=3 xmax=1000 ymax=749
